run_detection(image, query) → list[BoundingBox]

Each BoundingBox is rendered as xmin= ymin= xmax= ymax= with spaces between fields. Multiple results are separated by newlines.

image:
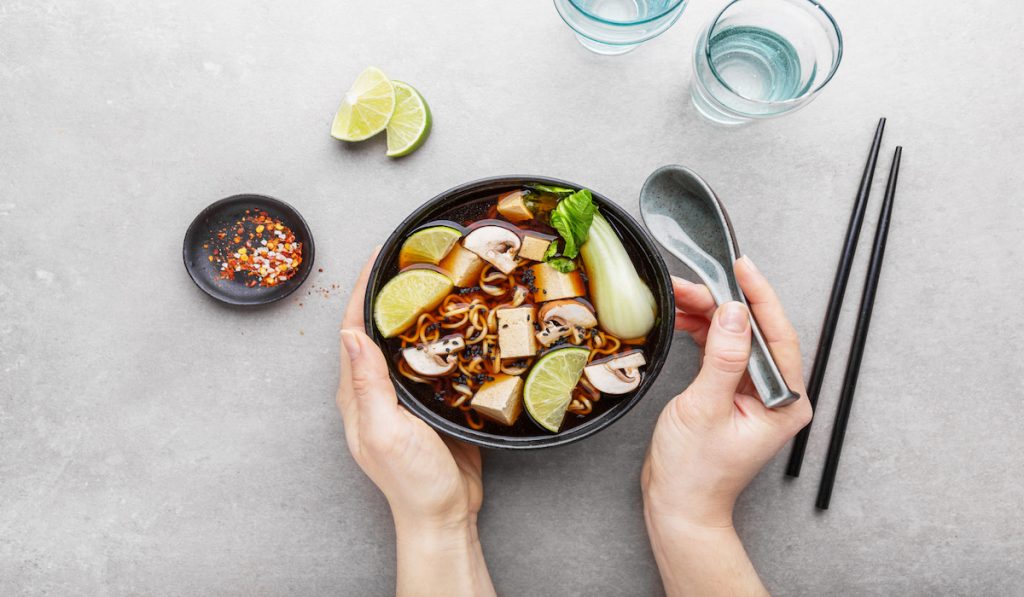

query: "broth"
xmin=378 ymin=188 xmax=660 ymax=438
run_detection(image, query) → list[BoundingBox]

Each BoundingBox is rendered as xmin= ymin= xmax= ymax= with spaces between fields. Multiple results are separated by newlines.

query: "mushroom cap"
xmin=536 ymin=299 xmax=599 ymax=347
xmin=538 ymin=299 xmax=597 ymax=328
xmin=402 ymin=334 xmax=466 ymax=377
xmin=426 ymin=334 xmax=466 ymax=356
xmin=584 ymin=349 xmax=647 ymax=394
xmin=462 ymin=225 xmax=522 ymax=275
xmin=589 ymin=349 xmax=646 ymax=369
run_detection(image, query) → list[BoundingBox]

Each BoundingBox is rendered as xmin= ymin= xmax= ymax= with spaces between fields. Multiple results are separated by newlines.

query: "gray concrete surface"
xmin=2 ymin=0 xmax=1022 ymax=595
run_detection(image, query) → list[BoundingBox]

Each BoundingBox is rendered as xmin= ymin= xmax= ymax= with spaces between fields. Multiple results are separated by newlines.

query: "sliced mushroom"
xmin=583 ymin=350 xmax=647 ymax=394
xmin=402 ymin=334 xmax=467 ymax=377
xmin=462 ymin=225 xmax=521 ymax=275
xmin=536 ymin=299 xmax=598 ymax=347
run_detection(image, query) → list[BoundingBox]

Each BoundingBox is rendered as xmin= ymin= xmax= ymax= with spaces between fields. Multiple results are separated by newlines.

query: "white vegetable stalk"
xmin=580 ymin=213 xmax=657 ymax=339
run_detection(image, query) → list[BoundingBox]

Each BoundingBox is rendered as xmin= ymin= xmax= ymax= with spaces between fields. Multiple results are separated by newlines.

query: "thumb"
xmin=689 ymin=301 xmax=752 ymax=413
xmin=340 ymin=329 xmax=399 ymax=421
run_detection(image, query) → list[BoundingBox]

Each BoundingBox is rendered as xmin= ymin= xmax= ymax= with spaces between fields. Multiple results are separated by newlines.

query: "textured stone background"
xmin=2 ymin=0 xmax=1022 ymax=595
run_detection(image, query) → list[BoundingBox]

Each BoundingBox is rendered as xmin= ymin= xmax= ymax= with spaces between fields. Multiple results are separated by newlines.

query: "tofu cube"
xmin=528 ymin=262 xmax=586 ymax=302
xmin=496 ymin=306 xmax=537 ymax=359
xmin=518 ymin=234 xmax=552 ymax=262
xmin=439 ymin=243 xmax=485 ymax=287
xmin=471 ymin=375 xmax=523 ymax=426
xmin=497 ymin=191 xmax=533 ymax=223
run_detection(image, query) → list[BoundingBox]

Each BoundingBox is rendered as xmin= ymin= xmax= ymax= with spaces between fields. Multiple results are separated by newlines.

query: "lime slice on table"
xmin=373 ymin=269 xmax=453 ymax=338
xmin=331 ymin=67 xmax=396 ymax=142
xmin=524 ymin=347 xmax=590 ymax=433
xmin=398 ymin=226 xmax=461 ymax=268
xmin=386 ymin=81 xmax=432 ymax=157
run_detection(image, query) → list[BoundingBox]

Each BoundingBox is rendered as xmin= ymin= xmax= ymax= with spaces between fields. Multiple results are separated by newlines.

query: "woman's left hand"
xmin=338 ymin=250 xmax=494 ymax=597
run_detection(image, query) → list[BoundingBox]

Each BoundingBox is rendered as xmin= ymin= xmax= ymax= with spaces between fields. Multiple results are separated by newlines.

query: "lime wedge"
xmin=331 ymin=67 xmax=396 ymax=142
xmin=524 ymin=347 xmax=590 ymax=432
xmin=386 ymin=81 xmax=432 ymax=157
xmin=399 ymin=226 xmax=461 ymax=268
xmin=373 ymin=269 xmax=453 ymax=338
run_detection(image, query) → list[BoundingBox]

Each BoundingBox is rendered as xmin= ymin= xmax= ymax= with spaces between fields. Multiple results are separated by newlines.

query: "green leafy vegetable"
xmin=580 ymin=212 xmax=657 ymax=339
xmin=547 ymin=257 xmax=576 ymax=273
xmin=549 ymin=189 xmax=596 ymax=259
xmin=542 ymin=240 xmax=559 ymax=261
xmin=541 ymin=237 xmax=573 ymax=270
xmin=529 ymin=184 xmax=576 ymax=196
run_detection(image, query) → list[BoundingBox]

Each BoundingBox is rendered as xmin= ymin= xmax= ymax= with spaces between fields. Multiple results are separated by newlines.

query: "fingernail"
xmin=719 ymin=302 xmax=749 ymax=333
xmin=672 ymin=276 xmax=693 ymax=286
xmin=740 ymin=255 xmax=758 ymax=273
xmin=340 ymin=330 xmax=361 ymax=359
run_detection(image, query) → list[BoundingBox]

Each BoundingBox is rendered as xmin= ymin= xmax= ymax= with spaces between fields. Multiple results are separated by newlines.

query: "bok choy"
xmin=580 ymin=212 xmax=657 ymax=339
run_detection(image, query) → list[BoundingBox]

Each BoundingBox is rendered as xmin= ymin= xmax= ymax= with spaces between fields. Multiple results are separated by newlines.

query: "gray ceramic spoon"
xmin=639 ymin=165 xmax=799 ymax=408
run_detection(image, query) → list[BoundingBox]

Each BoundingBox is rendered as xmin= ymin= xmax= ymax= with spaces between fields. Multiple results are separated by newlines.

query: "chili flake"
xmin=207 ymin=211 xmax=303 ymax=287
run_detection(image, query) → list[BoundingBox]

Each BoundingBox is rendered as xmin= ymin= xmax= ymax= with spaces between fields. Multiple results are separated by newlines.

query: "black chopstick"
xmin=816 ymin=147 xmax=902 ymax=510
xmin=785 ymin=118 xmax=887 ymax=478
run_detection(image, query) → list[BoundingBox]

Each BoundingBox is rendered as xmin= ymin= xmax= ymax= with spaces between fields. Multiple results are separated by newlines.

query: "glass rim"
xmin=567 ymin=0 xmax=687 ymax=26
xmin=703 ymin=0 xmax=843 ymax=106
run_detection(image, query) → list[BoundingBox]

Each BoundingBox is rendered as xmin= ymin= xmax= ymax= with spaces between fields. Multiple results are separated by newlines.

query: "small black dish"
xmin=363 ymin=176 xmax=674 ymax=450
xmin=183 ymin=194 xmax=315 ymax=306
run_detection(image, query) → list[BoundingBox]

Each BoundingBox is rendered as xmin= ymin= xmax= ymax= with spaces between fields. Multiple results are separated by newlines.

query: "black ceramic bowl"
xmin=183 ymin=194 xmax=315 ymax=306
xmin=363 ymin=176 xmax=673 ymax=450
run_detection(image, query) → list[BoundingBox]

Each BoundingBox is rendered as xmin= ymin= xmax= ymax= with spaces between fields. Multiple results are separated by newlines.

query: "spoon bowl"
xmin=639 ymin=165 xmax=798 ymax=408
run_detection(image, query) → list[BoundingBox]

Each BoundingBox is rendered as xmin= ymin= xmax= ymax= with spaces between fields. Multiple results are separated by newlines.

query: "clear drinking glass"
xmin=553 ymin=0 xmax=688 ymax=55
xmin=690 ymin=0 xmax=842 ymax=125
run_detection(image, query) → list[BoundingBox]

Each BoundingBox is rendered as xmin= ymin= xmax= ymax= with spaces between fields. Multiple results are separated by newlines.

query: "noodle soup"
xmin=367 ymin=178 xmax=673 ymax=447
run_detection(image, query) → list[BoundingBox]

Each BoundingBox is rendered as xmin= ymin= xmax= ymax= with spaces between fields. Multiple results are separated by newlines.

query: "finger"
xmin=339 ymin=329 xmax=399 ymax=425
xmin=734 ymin=256 xmax=804 ymax=390
xmin=672 ymin=277 xmax=717 ymax=319
xmin=342 ymin=246 xmax=382 ymax=331
xmin=688 ymin=302 xmax=752 ymax=417
xmin=675 ymin=312 xmax=710 ymax=346
xmin=337 ymin=328 xmax=358 ymax=421
xmin=338 ymin=248 xmax=382 ymax=420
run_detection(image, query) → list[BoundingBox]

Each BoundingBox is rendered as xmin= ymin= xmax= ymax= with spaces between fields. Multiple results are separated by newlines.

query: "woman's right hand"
xmin=642 ymin=256 xmax=812 ymax=596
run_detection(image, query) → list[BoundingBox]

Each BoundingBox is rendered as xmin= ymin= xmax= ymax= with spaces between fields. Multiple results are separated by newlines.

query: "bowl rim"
xmin=362 ymin=175 xmax=674 ymax=450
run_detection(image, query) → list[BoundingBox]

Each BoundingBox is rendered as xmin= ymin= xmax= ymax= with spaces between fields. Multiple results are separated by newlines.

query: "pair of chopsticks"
xmin=784 ymin=117 xmax=903 ymax=510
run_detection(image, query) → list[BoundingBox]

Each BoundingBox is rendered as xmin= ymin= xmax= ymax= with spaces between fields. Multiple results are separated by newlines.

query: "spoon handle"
xmin=712 ymin=277 xmax=798 ymax=407
xmin=745 ymin=311 xmax=799 ymax=408
xmin=692 ymin=263 xmax=798 ymax=408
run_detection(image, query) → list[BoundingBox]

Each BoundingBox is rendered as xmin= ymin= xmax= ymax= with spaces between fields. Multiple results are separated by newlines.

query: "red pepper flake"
xmin=206 ymin=211 xmax=303 ymax=288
